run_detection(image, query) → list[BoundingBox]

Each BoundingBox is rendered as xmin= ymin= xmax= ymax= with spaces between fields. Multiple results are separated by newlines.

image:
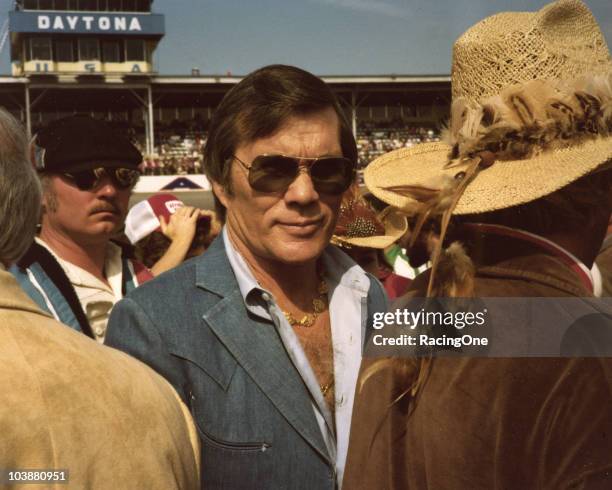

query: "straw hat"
xmin=332 ymin=187 xmax=407 ymax=249
xmin=365 ymin=0 xmax=612 ymax=216
xmin=332 ymin=206 xmax=408 ymax=249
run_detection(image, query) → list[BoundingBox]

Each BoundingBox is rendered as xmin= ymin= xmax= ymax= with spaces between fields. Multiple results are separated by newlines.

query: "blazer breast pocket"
xmin=189 ymin=391 xmax=274 ymax=488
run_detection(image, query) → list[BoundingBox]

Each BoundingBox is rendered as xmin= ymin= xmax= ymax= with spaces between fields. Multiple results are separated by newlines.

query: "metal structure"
xmin=1 ymin=0 xmax=451 ymax=152
xmin=0 ymin=73 xmax=451 ymax=151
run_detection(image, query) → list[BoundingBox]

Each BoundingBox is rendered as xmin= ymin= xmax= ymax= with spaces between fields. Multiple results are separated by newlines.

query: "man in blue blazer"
xmin=106 ymin=64 xmax=387 ymax=489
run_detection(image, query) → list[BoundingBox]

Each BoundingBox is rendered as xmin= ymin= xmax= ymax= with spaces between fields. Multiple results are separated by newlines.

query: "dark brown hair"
xmin=134 ymin=219 xmax=213 ymax=268
xmin=455 ymin=166 xmax=612 ymax=235
xmin=203 ymin=64 xmax=357 ymax=216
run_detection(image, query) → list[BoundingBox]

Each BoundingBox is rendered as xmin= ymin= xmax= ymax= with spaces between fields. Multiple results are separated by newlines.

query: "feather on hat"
xmin=364 ymin=0 xmax=612 ymax=296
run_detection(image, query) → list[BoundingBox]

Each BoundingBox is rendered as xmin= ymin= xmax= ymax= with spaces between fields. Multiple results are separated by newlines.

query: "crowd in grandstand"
xmin=134 ymin=118 xmax=441 ymax=175
xmin=356 ymin=122 xmax=441 ymax=168
xmin=135 ymin=118 xmax=207 ymax=175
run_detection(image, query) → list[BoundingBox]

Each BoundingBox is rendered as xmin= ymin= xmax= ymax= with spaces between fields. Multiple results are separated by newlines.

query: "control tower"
xmin=9 ymin=0 xmax=165 ymax=77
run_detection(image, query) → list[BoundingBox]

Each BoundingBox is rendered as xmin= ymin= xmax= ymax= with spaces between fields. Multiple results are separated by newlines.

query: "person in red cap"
xmin=10 ymin=115 xmax=153 ymax=343
xmin=125 ymin=193 xmax=218 ymax=276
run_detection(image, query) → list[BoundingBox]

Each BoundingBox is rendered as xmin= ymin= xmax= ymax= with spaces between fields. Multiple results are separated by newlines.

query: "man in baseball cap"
xmin=11 ymin=115 xmax=152 ymax=343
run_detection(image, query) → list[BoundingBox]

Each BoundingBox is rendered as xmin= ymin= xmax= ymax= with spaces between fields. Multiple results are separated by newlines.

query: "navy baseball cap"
xmin=34 ymin=115 xmax=142 ymax=172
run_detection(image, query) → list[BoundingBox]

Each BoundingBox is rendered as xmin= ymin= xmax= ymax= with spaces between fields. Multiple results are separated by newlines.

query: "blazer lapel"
xmin=194 ymin=237 xmax=333 ymax=464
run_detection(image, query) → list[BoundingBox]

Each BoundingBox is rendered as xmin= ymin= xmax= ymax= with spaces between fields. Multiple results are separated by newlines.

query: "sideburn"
xmin=42 ymin=188 xmax=59 ymax=214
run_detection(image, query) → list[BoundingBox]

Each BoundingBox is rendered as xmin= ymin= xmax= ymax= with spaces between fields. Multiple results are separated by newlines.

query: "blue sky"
xmin=0 ymin=0 xmax=610 ymax=76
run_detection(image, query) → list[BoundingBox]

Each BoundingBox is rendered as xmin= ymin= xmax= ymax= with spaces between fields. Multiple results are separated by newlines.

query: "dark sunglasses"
xmin=234 ymin=154 xmax=355 ymax=195
xmin=62 ymin=167 xmax=140 ymax=191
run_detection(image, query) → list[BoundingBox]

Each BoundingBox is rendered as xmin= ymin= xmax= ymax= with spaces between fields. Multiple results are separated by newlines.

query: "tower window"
xmin=30 ymin=38 xmax=52 ymax=60
xmin=125 ymin=39 xmax=145 ymax=61
xmin=122 ymin=0 xmax=136 ymax=11
xmin=78 ymin=38 xmax=100 ymax=61
xmin=135 ymin=0 xmax=150 ymax=12
xmin=55 ymin=39 xmax=75 ymax=62
xmin=107 ymin=0 xmax=121 ymax=12
xmin=102 ymin=40 xmax=122 ymax=62
xmin=79 ymin=0 xmax=99 ymax=11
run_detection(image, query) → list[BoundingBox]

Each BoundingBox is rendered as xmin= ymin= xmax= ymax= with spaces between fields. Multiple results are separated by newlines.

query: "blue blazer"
xmin=106 ymin=235 xmax=387 ymax=489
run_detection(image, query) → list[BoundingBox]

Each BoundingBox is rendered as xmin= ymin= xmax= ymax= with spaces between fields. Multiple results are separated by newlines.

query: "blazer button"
xmin=336 ymin=393 xmax=346 ymax=407
xmin=261 ymin=292 xmax=271 ymax=302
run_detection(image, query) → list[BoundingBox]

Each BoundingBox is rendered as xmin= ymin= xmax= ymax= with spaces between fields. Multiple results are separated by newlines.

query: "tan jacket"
xmin=345 ymin=234 xmax=612 ymax=490
xmin=0 ymin=268 xmax=200 ymax=490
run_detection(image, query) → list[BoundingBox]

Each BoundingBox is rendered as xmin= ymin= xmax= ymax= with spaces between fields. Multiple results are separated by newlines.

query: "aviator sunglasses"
xmin=233 ymin=154 xmax=355 ymax=195
xmin=62 ymin=167 xmax=140 ymax=191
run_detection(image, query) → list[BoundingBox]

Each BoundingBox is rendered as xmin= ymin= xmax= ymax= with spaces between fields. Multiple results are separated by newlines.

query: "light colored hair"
xmin=0 ymin=109 xmax=41 ymax=265
xmin=39 ymin=173 xmax=58 ymax=213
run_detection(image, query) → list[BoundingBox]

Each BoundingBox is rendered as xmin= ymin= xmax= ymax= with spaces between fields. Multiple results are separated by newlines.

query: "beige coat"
xmin=0 ymin=268 xmax=200 ymax=490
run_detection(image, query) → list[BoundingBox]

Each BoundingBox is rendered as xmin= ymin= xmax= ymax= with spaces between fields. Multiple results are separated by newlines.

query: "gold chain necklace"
xmin=273 ymin=268 xmax=333 ymax=396
xmin=282 ymin=277 xmax=328 ymax=328
xmin=320 ymin=379 xmax=334 ymax=397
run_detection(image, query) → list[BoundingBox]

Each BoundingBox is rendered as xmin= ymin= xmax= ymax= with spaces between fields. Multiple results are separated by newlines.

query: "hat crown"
xmin=36 ymin=115 xmax=142 ymax=172
xmin=364 ymin=0 xmax=612 ymax=222
xmin=452 ymin=0 xmax=611 ymax=105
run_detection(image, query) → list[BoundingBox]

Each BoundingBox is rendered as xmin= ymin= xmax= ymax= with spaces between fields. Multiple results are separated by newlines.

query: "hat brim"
xmin=61 ymin=160 xmax=141 ymax=173
xmin=364 ymin=137 xmax=612 ymax=216
xmin=332 ymin=207 xmax=408 ymax=249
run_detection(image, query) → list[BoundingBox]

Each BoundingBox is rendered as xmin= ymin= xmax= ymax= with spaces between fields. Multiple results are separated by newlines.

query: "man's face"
xmin=42 ymin=169 xmax=131 ymax=245
xmin=214 ymin=107 xmax=346 ymax=266
xmin=345 ymin=246 xmax=380 ymax=276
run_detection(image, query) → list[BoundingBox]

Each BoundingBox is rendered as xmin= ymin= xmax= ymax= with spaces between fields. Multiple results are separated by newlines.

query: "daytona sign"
xmin=9 ymin=11 xmax=165 ymax=36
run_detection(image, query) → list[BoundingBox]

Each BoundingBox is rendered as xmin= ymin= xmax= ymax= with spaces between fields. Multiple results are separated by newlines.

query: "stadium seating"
xmin=135 ymin=119 xmax=441 ymax=175
xmin=139 ymin=119 xmax=207 ymax=176
xmin=357 ymin=122 xmax=440 ymax=168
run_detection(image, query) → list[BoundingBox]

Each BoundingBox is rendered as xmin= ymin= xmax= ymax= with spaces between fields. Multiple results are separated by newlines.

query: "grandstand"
xmin=0 ymin=0 xmax=451 ymax=201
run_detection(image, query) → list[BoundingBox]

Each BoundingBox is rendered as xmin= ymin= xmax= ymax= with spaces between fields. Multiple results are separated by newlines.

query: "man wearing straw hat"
xmin=344 ymin=1 xmax=612 ymax=488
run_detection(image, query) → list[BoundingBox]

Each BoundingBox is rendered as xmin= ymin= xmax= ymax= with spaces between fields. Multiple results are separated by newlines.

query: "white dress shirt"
xmin=223 ymin=227 xmax=369 ymax=488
